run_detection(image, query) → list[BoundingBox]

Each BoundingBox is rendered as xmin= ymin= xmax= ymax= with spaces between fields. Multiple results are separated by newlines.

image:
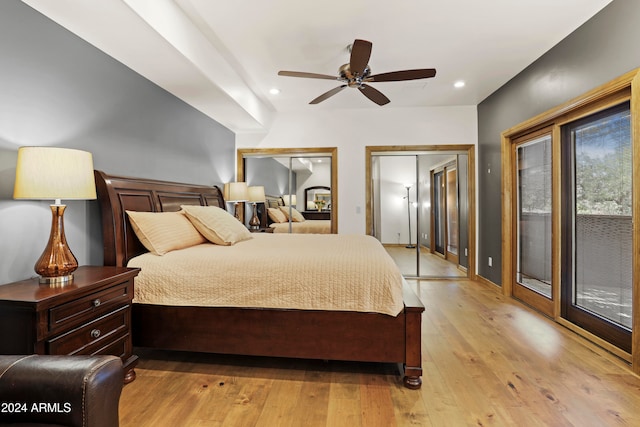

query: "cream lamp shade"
xmin=226 ymin=182 xmax=248 ymax=202
xmin=14 ymin=147 xmax=97 ymax=201
xmin=282 ymin=194 xmax=296 ymax=206
xmin=247 ymin=186 xmax=265 ymax=203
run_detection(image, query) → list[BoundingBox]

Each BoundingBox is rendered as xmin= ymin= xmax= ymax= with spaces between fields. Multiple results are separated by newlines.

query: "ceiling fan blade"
xmin=359 ymin=84 xmax=390 ymax=106
xmin=366 ymin=68 xmax=437 ymax=82
xmin=278 ymin=71 xmax=338 ymax=80
xmin=309 ymin=85 xmax=347 ymax=104
xmin=349 ymin=39 xmax=372 ymax=77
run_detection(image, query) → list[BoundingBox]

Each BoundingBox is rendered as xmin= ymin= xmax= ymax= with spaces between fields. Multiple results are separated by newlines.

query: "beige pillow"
xmin=181 ymin=205 xmax=252 ymax=246
xmin=126 ymin=210 xmax=206 ymax=255
xmin=267 ymin=207 xmax=287 ymax=223
xmin=279 ymin=206 xmax=305 ymax=222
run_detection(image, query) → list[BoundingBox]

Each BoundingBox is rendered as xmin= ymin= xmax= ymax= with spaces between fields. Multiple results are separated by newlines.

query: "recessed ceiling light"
xmin=269 ymin=88 xmax=281 ymax=95
xmin=454 ymin=81 xmax=465 ymax=89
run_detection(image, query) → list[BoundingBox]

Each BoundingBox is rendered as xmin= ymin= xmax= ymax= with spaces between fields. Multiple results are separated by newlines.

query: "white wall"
xmin=237 ymin=106 xmax=477 ymax=234
xmin=378 ymin=156 xmax=416 ymax=244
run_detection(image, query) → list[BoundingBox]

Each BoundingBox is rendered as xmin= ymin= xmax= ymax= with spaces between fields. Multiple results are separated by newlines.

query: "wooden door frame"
xmin=365 ymin=145 xmax=476 ymax=281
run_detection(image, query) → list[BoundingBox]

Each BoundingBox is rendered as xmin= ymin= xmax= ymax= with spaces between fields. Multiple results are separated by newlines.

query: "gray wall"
xmin=477 ymin=0 xmax=640 ymax=284
xmin=245 ymin=157 xmax=297 ymax=198
xmin=0 ymin=1 xmax=235 ymax=283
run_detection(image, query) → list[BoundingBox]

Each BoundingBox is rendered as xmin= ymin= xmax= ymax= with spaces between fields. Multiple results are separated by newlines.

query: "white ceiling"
xmin=22 ymin=0 xmax=613 ymax=133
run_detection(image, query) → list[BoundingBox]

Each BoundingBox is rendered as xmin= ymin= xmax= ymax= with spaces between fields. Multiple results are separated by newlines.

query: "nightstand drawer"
xmin=47 ymin=305 xmax=129 ymax=355
xmin=91 ymin=333 xmax=130 ymax=359
xmin=49 ymin=280 xmax=131 ymax=333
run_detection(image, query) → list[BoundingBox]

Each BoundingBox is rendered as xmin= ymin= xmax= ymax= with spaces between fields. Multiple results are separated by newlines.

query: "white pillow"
xmin=126 ymin=210 xmax=206 ymax=255
xmin=181 ymin=205 xmax=252 ymax=246
xmin=267 ymin=207 xmax=287 ymax=223
xmin=279 ymin=206 xmax=305 ymax=222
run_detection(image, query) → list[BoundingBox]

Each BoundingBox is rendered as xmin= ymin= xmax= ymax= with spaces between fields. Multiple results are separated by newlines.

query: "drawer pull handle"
xmin=90 ymin=329 xmax=101 ymax=339
xmin=93 ymin=299 xmax=101 ymax=307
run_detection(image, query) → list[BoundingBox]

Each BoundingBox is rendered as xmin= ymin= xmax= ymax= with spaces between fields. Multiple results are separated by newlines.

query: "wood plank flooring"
xmin=119 ymin=279 xmax=640 ymax=426
xmin=384 ymin=246 xmax=466 ymax=278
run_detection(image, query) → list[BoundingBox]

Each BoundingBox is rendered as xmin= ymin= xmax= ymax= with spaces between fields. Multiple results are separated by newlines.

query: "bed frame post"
xmin=401 ymin=283 xmax=424 ymax=389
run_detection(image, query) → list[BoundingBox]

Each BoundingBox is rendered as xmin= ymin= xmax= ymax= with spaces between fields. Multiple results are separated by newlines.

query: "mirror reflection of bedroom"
xmin=239 ymin=148 xmax=336 ymax=234
xmin=370 ymin=151 xmax=471 ymax=279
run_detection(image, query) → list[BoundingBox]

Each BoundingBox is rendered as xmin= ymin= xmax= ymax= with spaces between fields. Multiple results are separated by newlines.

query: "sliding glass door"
xmin=513 ymin=131 xmax=553 ymax=315
xmin=561 ymin=102 xmax=632 ymax=352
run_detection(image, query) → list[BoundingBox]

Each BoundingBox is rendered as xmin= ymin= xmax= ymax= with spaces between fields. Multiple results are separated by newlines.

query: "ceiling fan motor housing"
xmin=339 ymin=63 xmax=371 ymax=87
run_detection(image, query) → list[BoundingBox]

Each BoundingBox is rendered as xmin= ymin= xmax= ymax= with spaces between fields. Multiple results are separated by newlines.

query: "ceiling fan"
xmin=278 ymin=39 xmax=436 ymax=106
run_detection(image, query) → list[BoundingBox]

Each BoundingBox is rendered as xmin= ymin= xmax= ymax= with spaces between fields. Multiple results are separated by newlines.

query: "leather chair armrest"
xmin=0 ymin=355 xmax=123 ymax=427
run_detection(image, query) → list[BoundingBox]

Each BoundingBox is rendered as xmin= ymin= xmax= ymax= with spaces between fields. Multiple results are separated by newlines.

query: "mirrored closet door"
xmin=367 ymin=146 xmax=475 ymax=279
xmin=237 ymin=148 xmax=337 ymax=234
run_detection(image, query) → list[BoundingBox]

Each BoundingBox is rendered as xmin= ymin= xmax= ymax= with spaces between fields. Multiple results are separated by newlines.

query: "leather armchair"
xmin=0 ymin=355 xmax=123 ymax=427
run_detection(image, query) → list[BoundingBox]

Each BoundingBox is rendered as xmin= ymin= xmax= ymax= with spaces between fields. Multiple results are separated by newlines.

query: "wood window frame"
xmin=501 ymin=68 xmax=640 ymax=371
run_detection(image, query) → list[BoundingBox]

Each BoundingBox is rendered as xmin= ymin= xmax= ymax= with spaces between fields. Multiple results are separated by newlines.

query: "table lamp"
xmin=282 ymin=194 xmax=296 ymax=207
xmin=224 ymin=182 xmax=248 ymax=221
xmin=13 ymin=147 xmax=97 ymax=284
xmin=247 ymin=186 xmax=265 ymax=230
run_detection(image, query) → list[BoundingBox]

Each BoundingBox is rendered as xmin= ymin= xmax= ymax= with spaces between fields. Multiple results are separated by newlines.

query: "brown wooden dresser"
xmin=0 ymin=265 xmax=139 ymax=383
xmin=302 ymin=210 xmax=330 ymax=220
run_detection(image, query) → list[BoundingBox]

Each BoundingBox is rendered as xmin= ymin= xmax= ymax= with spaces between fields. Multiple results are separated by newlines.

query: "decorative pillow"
xmin=267 ymin=207 xmax=287 ymax=223
xmin=266 ymin=198 xmax=281 ymax=208
xmin=279 ymin=206 xmax=305 ymax=222
xmin=126 ymin=210 xmax=206 ymax=255
xmin=181 ymin=205 xmax=252 ymax=246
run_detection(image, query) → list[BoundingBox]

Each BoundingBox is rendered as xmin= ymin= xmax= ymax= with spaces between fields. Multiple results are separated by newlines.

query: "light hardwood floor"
xmin=385 ymin=246 xmax=466 ymax=278
xmin=119 ymin=279 xmax=640 ymax=426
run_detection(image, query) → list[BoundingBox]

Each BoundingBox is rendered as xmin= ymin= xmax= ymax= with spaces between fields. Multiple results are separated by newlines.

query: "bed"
xmin=262 ymin=195 xmax=332 ymax=234
xmin=94 ymin=170 xmax=424 ymax=389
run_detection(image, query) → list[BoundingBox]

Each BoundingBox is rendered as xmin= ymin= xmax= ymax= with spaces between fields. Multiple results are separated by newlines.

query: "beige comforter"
xmin=269 ymin=220 xmax=331 ymax=234
xmin=128 ymin=233 xmax=404 ymax=316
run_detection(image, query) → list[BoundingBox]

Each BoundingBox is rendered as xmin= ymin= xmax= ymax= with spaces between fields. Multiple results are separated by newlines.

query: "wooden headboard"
xmin=94 ymin=170 xmax=225 ymax=267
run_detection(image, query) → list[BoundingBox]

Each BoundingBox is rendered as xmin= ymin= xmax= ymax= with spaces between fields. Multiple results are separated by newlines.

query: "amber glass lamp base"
xmin=35 ymin=204 xmax=78 ymax=284
xmin=249 ymin=202 xmax=260 ymax=230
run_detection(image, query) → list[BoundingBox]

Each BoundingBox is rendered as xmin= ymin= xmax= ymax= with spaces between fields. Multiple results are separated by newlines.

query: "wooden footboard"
xmin=133 ymin=282 xmax=424 ymax=388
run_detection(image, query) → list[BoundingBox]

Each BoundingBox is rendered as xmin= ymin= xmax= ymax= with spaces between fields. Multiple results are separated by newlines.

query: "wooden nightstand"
xmin=0 ymin=265 xmax=140 ymax=383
